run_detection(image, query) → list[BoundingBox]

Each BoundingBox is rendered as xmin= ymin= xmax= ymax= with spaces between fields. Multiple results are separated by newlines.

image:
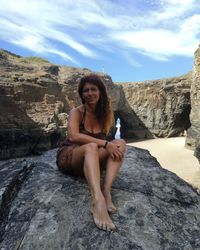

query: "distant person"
xmin=56 ymin=74 xmax=126 ymax=231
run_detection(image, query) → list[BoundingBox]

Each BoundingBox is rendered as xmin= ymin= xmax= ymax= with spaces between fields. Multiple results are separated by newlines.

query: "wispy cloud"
xmin=108 ymin=0 xmax=200 ymax=60
xmin=0 ymin=0 xmax=200 ymax=67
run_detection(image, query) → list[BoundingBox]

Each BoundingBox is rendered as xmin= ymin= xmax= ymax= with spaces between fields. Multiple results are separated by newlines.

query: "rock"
xmin=0 ymin=50 xmax=144 ymax=159
xmin=0 ymin=146 xmax=199 ymax=250
xmin=116 ymin=73 xmax=191 ymax=138
xmin=194 ymin=139 xmax=200 ymax=161
xmin=0 ymin=49 xmax=197 ymax=161
xmin=0 ymin=50 xmax=72 ymax=158
xmin=185 ymin=46 xmax=200 ymax=162
xmin=0 ymin=93 xmax=45 ymax=159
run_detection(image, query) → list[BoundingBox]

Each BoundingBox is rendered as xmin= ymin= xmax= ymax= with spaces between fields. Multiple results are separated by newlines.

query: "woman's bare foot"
xmin=92 ymin=197 xmax=116 ymax=231
xmin=102 ymin=189 xmax=117 ymax=213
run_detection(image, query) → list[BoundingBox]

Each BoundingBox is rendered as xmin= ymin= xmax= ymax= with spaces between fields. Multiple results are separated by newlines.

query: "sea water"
xmin=115 ymin=118 xmax=121 ymax=139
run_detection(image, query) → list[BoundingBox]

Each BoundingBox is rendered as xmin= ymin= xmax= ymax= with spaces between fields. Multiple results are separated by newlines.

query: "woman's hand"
xmin=106 ymin=142 xmax=124 ymax=161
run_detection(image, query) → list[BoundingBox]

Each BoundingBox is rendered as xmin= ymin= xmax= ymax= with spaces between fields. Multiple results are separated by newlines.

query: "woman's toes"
xmin=98 ymin=222 xmax=103 ymax=230
xmin=102 ymin=223 xmax=107 ymax=231
xmin=94 ymin=218 xmax=101 ymax=229
xmin=108 ymin=206 xmax=117 ymax=213
xmin=110 ymin=223 xmax=116 ymax=231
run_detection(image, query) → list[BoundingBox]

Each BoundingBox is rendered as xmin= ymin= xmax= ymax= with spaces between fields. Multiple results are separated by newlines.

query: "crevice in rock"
xmin=0 ymin=160 xmax=34 ymax=242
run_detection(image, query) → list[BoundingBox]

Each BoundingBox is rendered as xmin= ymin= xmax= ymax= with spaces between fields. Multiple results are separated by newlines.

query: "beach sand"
xmin=127 ymin=137 xmax=200 ymax=191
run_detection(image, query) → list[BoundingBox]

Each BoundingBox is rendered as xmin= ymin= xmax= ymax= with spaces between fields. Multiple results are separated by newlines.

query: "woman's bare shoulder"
xmin=70 ymin=105 xmax=84 ymax=116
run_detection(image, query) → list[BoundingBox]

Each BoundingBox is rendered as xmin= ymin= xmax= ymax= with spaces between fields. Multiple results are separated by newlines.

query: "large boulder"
xmin=0 ymin=146 xmax=199 ymax=249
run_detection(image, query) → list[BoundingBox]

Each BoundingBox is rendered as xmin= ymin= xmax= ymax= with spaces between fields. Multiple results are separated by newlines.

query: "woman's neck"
xmin=84 ymin=104 xmax=96 ymax=114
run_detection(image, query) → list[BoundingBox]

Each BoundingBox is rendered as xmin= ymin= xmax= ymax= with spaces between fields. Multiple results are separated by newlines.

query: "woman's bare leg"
xmin=102 ymin=139 xmax=126 ymax=213
xmin=71 ymin=142 xmax=115 ymax=231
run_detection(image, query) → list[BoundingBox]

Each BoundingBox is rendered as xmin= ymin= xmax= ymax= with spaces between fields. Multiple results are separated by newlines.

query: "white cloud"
xmin=181 ymin=14 xmax=200 ymax=35
xmin=0 ymin=0 xmax=98 ymax=65
xmin=0 ymin=0 xmax=200 ymax=67
xmin=42 ymin=29 xmax=97 ymax=58
xmin=107 ymin=0 xmax=200 ymax=60
xmin=123 ymin=52 xmax=142 ymax=68
xmin=0 ymin=16 xmax=79 ymax=64
xmin=162 ymin=0 xmax=194 ymax=5
xmin=110 ymin=26 xmax=199 ymax=61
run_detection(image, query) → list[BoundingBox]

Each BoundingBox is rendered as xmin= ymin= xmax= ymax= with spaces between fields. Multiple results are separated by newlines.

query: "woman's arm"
xmin=68 ymin=107 xmax=124 ymax=161
xmin=67 ymin=107 xmax=106 ymax=147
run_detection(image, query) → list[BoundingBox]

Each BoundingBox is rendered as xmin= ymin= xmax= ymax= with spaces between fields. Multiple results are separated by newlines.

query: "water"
xmin=115 ymin=118 xmax=121 ymax=139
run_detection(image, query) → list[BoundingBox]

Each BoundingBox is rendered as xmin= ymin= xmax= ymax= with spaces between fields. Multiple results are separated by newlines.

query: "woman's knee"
xmin=84 ymin=142 xmax=99 ymax=154
xmin=112 ymin=139 xmax=126 ymax=150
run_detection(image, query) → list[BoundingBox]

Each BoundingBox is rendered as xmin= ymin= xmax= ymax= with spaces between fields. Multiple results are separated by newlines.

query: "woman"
xmin=57 ymin=74 xmax=126 ymax=232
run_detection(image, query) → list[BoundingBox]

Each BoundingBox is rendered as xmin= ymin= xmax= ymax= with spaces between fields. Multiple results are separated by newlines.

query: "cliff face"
xmin=185 ymin=46 xmax=200 ymax=162
xmin=0 ymin=49 xmax=196 ymax=160
xmin=0 ymin=146 xmax=200 ymax=250
xmin=0 ymin=50 xmax=147 ymax=159
xmin=0 ymin=50 xmax=70 ymax=158
xmin=117 ymin=74 xmax=191 ymax=138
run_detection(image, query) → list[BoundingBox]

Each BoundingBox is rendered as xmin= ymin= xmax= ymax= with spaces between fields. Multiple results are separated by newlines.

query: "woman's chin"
xmin=86 ymin=100 xmax=98 ymax=105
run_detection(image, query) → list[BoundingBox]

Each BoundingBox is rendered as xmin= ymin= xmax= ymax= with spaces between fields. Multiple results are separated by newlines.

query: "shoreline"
xmin=127 ymin=137 xmax=200 ymax=191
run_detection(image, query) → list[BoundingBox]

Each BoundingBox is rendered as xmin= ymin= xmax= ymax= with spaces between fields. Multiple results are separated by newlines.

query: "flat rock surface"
xmin=0 ymin=146 xmax=200 ymax=250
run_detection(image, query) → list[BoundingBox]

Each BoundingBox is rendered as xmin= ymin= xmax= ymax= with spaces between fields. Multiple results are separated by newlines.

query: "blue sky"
xmin=0 ymin=0 xmax=200 ymax=82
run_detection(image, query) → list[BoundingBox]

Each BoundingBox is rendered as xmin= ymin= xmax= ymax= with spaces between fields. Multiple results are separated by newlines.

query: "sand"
xmin=127 ymin=137 xmax=200 ymax=191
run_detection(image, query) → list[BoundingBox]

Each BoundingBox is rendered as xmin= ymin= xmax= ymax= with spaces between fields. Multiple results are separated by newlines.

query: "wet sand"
xmin=127 ymin=137 xmax=200 ymax=191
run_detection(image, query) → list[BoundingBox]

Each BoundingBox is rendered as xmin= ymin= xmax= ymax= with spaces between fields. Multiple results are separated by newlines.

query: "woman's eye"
xmin=83 ymin=88 xmax=97 ymax=92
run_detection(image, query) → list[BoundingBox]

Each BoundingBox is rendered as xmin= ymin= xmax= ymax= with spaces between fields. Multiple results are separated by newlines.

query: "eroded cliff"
xmin=185 ymin=45 xmax=200 ymax=162
xmin=0 ymin=50 xmax=145 ymax=159
xmin=116 ymin=73 xmax=191 ymax=138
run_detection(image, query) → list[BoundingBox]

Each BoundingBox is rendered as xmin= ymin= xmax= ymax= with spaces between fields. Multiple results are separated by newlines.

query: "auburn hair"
xmin=78 ymin=74 xmax=114 ymax=134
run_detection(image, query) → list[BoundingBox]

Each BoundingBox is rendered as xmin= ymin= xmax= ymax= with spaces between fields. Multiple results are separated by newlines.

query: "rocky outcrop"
xmin=0 ymin=50 xmax=146 ymax=159
xmin=0 ymin=93 xmax=44 ymax=159
xmin=0 ymin=50 xmax=70 ymax=158
xmin=110 ymin=84 xmax=153 ymax=140
xmin=0 ymin=49 xmax=195 ymax=159
xmin=116 ymin=73 xmax=192 ymax=138
xmin=0 ymin=50 xmax=94 ymax=158
xmin=0 ymin=146 xmax=200 ymax=250
xmin=185 ymin=46 xmax=200 ymax=162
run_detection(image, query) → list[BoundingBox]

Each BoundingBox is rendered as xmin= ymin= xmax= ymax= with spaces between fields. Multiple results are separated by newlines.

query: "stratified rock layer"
xmin=0 ymin=50 xmax=146 ymax=159
xmin=186 ymin=46 xmax=200 ymax=162
xmin=0 ymin=146 xmax=200 ymax=250
xmin=0 ymin=49 xmax=194 ymax=159
xmin=0 ymin=50 xmax=69 ymax=158
xmin=116 ymin=73 xmax=191 ymax=138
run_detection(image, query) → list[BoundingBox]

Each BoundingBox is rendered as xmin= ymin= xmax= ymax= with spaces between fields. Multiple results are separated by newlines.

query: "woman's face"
xmin=82 ymin=82 xmax=100 ymax=105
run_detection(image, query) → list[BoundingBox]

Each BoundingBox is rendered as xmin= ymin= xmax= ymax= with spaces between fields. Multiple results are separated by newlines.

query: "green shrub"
xmin=24 ymin=56 xmax=50 ymax=63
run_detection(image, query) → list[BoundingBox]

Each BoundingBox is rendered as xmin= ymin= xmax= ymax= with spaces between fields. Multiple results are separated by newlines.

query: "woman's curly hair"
xmin=78 ymin=74 xmax=114 ymax=134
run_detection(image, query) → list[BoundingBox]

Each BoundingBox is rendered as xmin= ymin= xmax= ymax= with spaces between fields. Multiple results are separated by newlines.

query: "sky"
xmin=0 ymin=0 xmax=200 ymax=82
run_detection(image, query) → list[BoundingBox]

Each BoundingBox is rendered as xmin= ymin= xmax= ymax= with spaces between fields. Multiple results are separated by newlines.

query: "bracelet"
xmin=103 ymin=140 xmax=109 ymax=149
